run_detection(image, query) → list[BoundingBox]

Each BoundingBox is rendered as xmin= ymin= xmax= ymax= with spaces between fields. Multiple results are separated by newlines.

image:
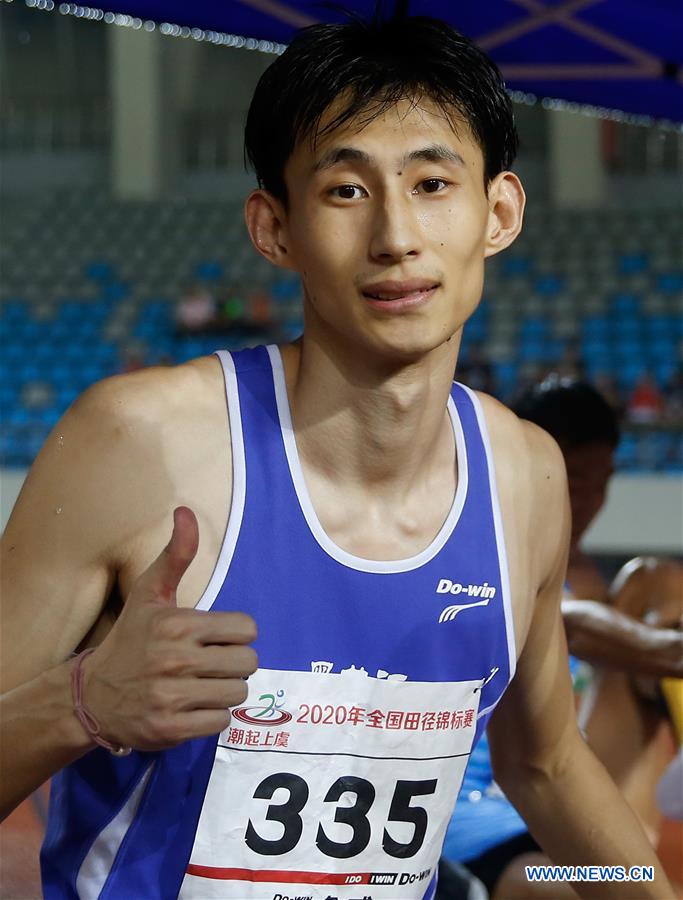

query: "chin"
xmin=364 ymin=316 xmax=460 ymax=359
xmin=367 ymin=332 xmax=453 ymax=365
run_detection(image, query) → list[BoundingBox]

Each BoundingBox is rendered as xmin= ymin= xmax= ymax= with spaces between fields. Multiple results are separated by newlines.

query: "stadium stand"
xmin=1 ymin=192 xmax=681 ymax=471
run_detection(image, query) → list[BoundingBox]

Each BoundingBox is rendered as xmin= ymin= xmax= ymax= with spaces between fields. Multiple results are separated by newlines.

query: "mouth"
xmin=361 ymin=280 xmax=440 ymax=301
xmin=360 ymin=280 xmax=440 ymax=311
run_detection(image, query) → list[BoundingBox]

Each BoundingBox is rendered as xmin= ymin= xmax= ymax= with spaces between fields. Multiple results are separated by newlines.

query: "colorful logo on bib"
xmin=232 ymin=688 xmax=292 ymax=727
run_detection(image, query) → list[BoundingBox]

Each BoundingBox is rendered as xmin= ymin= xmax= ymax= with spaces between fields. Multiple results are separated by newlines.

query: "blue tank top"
xmin=41 ymin=345 xmax=516 ymax=900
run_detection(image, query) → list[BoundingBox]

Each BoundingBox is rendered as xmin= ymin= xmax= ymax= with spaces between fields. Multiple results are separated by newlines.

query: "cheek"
xmin=293 ymin=212 xmax=361 ymax=275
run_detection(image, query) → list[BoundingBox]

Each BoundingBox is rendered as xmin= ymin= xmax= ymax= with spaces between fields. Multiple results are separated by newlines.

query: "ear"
xmin=244 ymin=189 xmax=297 ymax=272
xmin=484 ymin=172 xmax=526 ymax=259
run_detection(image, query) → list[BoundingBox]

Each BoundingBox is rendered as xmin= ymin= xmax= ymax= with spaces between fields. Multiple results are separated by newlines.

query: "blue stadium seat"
xmin=614 ymin=434 xmax=638 ymax=471
xmin=518 ymin=339 xmax=547 ymax=363
xmin=534 ymin=275 xmax=563 ymax=296
xmin=613 ymin=317 xmax=641 ymax=338
xmin=46 ymin=321 xmax=79 ymax=343
xmin=51 ymin=363 xmax=74 ymax=388
xmin=56 ymin=387 xmax=80 ymax=409
xmin=610 ymin=293 xmax=641 ymax=316
xmin=649 ymin=337 xmax=677 ymax=361
xmin=582 ymin=316 xmax=609 ymax=339
xmin=520 ymin=316 xmax=548 ymax=338
xmin=139 ymin=299 xmax=172 ymax=322
xmin=1 ymin=300 xmax=29 ymax=322
xmin=102 ymin=282 xmax=130 ymax=301
xmin=644 ymin=315 xmax=673 ymax=338
xmin=493 ymin=361 xmax=519 ymax=393
xmin=465 ymin=320 xmax=487 ymax=341
xmin=613 ymin=338 xmax=643 ymax=360
xmin=13 ymin=320 xmax=45 ymax=341
xmin=656 ymin=273 xmax=683 ymax=294
xmin=619 ymin=253 xmax=648 ymax=274
xmin=134 ymin=321 xmax=167 ymax=340
xmin=636 ymin=433 xmax=669 ymax=470
xmin=616 ymin=360 xmax=646 ymax=390
xmin=84 ymin=261 xmax=115 ymax=282
xmin=58 ymin=301 xmax=89 ymax=324
xmin=502 ymin=257 xmax=531 ymax=276
xmin=0 ymin=432 xmax=27 ymax=468
xmin=194 ymin=261 xmax=223 ymax=281
xmin=92 ymin=343 xmax=118 ymax=368
xmin=665 ymin=435 xmax=683 ymax=473
xmin=584 ymin=361 xmax=615 ymax=382
xmin=581 ymin=338 xmax=611 ymax=362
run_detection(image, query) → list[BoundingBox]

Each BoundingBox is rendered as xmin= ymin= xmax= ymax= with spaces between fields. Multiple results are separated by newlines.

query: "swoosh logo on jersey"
xmin=438 ymin=598 xmax=491 ymax=623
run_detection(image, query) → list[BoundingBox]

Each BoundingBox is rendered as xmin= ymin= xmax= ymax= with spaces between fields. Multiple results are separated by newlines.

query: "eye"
xmin=414 ymin=178 xmax=450 ymax=195
xmin=329 ymin=184 xmax=367 ymax=200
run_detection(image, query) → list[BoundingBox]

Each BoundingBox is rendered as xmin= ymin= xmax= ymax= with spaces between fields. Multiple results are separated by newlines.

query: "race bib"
xmin=181 ymin=668 xmax=481 ymax=900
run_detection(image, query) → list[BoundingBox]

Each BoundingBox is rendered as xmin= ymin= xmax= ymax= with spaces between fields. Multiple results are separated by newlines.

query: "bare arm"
xmin=489 ymin=428 xmax=672 ymax=899
xmin=1 ymin=382 xmax=133 ymax=816
xmin=0 ymin=370 xmax=255 ymax=821
xmin=562 ymin=599 xmax=682 ymax=678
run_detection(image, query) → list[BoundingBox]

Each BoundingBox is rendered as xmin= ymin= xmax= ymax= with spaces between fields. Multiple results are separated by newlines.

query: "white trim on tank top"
xmin=75 ymin=763 xmax=155 ymax=899
xmin=194 ymin=351 xmax=247 ymax=612
xmin=267 ymin=344 xmax=469 ymax=574
xmin=458 ymin=384 xmax=517 ymax=684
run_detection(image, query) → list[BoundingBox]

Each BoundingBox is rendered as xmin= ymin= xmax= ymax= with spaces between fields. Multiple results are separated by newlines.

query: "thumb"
xmin=135 ymin=507 xmax=200 ymax=606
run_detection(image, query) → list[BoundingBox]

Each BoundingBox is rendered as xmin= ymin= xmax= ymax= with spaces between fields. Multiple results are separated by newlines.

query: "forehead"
xmin=288 ymin=96 xmax=484 ymax=175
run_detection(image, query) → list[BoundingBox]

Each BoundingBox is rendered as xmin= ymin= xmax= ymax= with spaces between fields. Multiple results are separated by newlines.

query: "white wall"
xmin=2 ymin=467 xmax=681 ymax=555
xmin=1 ymin=469 xmax=26 ymax=532
xmin=583 ymin=475 xmax=683 ymax=555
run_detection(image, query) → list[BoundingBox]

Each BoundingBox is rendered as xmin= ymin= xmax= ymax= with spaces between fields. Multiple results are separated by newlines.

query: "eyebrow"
xmin=312 ymin=143 xmax=466 ymax=172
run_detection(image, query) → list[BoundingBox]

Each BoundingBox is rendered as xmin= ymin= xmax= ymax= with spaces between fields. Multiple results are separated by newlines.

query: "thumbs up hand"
xmin=79 ymin=507 xmax=257 ymax=751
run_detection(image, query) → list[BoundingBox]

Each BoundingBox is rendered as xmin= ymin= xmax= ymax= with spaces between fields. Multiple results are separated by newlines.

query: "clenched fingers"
xmin=192 ymin=644 xmax=258 ymax=679
xmin=158 ymin=677 xmax=250 ymax=711
xmin=195 ymin=611 xmax=257 ymax=645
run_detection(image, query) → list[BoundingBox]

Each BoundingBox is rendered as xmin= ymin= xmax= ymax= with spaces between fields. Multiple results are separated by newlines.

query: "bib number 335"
xmin=245 ymin=773 xmax=437 ymax=860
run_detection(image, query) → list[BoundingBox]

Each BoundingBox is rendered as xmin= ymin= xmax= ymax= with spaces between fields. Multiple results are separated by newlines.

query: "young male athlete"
xmin=0 ymin=14 xmax=673 ymax=899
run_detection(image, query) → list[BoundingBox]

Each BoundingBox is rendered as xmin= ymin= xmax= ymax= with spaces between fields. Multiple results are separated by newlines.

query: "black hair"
xmin=513 ymin=376 xmax=620 ymax=449
xmin=244 ymin=13 xmax=518 ymax=204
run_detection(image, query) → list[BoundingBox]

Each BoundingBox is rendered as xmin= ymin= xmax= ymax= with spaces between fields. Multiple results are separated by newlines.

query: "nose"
xmin=368 ymin=191 xmax=422 ymax=264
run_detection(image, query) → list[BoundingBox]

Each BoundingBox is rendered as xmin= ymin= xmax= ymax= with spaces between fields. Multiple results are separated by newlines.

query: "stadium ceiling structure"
xmin=54 ymin=0 xmax=683 ymax=123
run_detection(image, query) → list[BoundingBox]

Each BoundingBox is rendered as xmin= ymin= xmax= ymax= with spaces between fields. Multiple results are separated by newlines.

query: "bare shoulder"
xmin=45 ymin=354 xmax=229 ymax=553
xmin=473 ymin=391 xmax=570 ymax=592
xmin=476 ymin=391 xmax=566 ymax=506
xmin=22 ymin=356 xmax=227 ymax=535
xmin=72 ymin=354 xmax=225 ymax=435
xmin=1 ymin=356 xmax=229 ymax=679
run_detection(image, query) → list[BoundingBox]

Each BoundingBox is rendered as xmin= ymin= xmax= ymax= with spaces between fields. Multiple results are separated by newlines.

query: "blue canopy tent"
xmin=68 ymin=0 xmax=683 ymax=122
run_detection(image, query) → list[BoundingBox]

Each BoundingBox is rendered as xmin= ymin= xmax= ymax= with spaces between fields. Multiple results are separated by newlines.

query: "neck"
xmin=280 ymin=331 xmax=460 ymax=498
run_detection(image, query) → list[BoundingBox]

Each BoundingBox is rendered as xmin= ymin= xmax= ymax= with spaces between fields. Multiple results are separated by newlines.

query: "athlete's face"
xmin=246 ymin=98 xmax=525 ymax=361
xmin=563 ymin=441 xmax=615 ymax=547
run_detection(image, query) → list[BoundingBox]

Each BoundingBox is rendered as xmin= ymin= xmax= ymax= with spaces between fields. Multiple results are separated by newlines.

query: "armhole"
xmin=194 ymin=351 xmax=246 ymax=612
xmin=458 ymin=385 xmax=517 ymax=683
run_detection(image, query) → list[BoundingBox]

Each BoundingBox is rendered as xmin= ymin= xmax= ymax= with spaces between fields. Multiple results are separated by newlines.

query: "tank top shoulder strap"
xmin=450 ymin=380 xmax=516 ymax=683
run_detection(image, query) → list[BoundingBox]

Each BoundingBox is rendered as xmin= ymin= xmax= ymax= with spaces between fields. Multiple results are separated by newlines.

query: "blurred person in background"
xmin=439 ymin=377 xmax=682 ymax=900
xmin=593 ymin=371 xmax=625 ymax=420
xmin=662 ymin=366 xmax=683 ymax=424
xmin=628 ymin=371 xmax=665 ymax=425
xmin=175 ymin=281 xmax=217 ymax=335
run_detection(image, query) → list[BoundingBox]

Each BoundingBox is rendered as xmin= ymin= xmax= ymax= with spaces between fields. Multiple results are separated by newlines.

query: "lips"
xmin=361 ymin=279 xmax=440 ymax=301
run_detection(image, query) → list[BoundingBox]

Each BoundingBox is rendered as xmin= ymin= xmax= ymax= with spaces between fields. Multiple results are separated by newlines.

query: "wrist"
xmin=70 ymin=649 xmax=132 ymax=756
xmin=41 ymin=661 xmax=98 ymax=754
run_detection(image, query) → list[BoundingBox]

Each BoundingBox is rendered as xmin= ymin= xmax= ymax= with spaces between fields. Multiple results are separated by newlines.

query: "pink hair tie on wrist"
xmin=71 ymin=648 xmax=132 ymax=757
